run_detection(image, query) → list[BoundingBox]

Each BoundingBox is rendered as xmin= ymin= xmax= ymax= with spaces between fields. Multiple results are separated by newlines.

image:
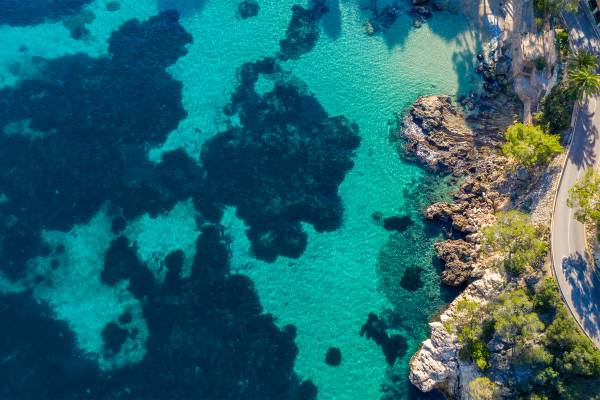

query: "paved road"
xmin=551 ymin=6 xmax=600 ymax=347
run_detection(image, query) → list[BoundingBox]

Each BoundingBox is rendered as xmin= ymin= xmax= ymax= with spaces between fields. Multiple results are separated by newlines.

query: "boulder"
xmin=435 ymin=240 xmax=477 ymax=286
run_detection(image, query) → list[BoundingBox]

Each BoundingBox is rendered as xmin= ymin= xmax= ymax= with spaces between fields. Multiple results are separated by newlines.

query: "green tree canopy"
xmin=567 ymin=67 xmax=600 ymax=100
xmin=567 ymin=168 xmax=600 ymax=223
xmin=545 ymin=307 xmax=600 ymax=376
xmin=445 ymin=299 xmax=490 ymax=369
xmin=469 ymin=377 xmax=500 ymax=400
xmin=569 ymin=49 xmax=599 ymax=72
xmin=492 ymin=289 xmax=545 ymax=344
xmin=502 ymin=123 xmax=563 ymax=168
xmin=538 ymin=82 xmax=575 ymax=135
xmin=483 ymin=211 xmax=548 ymax=275
xmin=534 ymin=0 xmax=579 ymax=17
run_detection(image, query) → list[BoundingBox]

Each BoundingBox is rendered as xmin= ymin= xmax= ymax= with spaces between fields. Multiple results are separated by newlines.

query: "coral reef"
xmin=400 ymin=265 xmax=424 ymax=291
xmin=325 ymin=347 xmax=342 ymax=366
xmin=0 ymin=12 xmax=318 ymax=399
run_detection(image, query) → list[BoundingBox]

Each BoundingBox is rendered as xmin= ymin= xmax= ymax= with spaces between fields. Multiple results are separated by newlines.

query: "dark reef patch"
xmin=102 ymin=322 xmax=128 ymax=355
xmin=383 ymin=215 xmax=414 ymax=233
xmin=0 ymin=292 xmax=100 ymax=399
xmin=0 ymin=261 xmax=313 ymax=399
xmin=106 ymin=1 xmax=120 ymax=12
xmin=201 ymin=58 xmax=360 ymax=262
xmin=359 ymin=313 xmax=408 ymax=365
xmin=325 ymin=347 xmax=342 ymax=366
xmin=400 ymin=265 xmax=424 ymax=291
xmin=101 ymin=236 xmax=156 ymax=299
xmin=237 ymin=0 xmax=260 ymax=19
xmin=192 ymin=224 xmax=230 ymax=278
xmin=278 ymin=0 xmax=329 ymax=60
xmin=0 ymin=9 xmax=321 ymax=400
xmin=0 ymin=11 xmax=193 ymax=279
xmin=0 ymin=0 xmax=94 ymax=27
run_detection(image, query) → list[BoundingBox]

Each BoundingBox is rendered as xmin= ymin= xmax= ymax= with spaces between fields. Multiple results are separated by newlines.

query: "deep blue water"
xmin=0 ymin=1 xmax=480 ymax=399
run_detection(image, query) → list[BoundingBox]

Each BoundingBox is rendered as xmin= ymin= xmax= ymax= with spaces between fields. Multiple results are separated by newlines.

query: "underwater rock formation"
xmin=101 ymin=322 xmax=129 ymax=355
xmin=400 ymin=265 xmax=424 ymax=291
xmin=399 ymin=95 xmax=517 ymax=286
xmin=0 ymin=10 xmax=321 ymax=400
xmin=325 ymin=347 xmax=342 ymax=366
xmin=237 ymin=0 xmax=259 ymax=19
xmin=359 ymin=313 xmax=408 ymax=365
xmin=201 ymin=58 xmax=360 ymax=261
xmin=101 ymin=236 xmax=156 ymax=299
xmin=0 ymin=0 xmax=93 ymax=26
xmin=0 ymin=11 xmax=193 ymax=278
xmin=278 ymin=0 xmax=329 ymax=60
xmin=0 ymin=292 xmax=100 ymax=399
xmin=383 ymin=215 xmax=414 ymax=233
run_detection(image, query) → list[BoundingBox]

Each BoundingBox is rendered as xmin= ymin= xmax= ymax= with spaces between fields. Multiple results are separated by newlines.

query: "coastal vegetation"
xmin=566 ymin=67 xmax=600 ymax=99
xmin=448 ymin=278 xmax=600 ymax=399
xmin=482 ymin=211 xmax=548 ymax=275
xmin=468 ymin=377 xmax=500 ymax=400
xmin=564 ymin=49 xmax=600 ymax=100
xmin=567 ymin=167 xmax=600 ymax=223
xmin=537 ymin=82 xmax=575 ymax=135
xmin=501 ymin=123 xmax=563 ymax=168
xmin=569 ymin=49 xmax=599 ymax=71
xmin=534 ymin=0 xmax=578 ymax=19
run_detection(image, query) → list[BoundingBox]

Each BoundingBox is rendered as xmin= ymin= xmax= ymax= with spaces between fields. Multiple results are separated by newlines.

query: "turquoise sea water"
xmin=0 ymin=1 xmax=483 ymax=398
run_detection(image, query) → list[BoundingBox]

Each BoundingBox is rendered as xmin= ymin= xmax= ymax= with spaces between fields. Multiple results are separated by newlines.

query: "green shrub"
xmin=535 ymin=56 xmax=547 ymax=71
xmin=502 ymin=123 xmax=563 ymax=168
xmin=483 ymin=211 xmax=548 ymax=275
xmin=539 ymin=83 xmax=575 ymax=135
xmin=556 ymin=30 xmax=570 ymax=55
xmin=471 ymin=341 xmax=491 ymax=370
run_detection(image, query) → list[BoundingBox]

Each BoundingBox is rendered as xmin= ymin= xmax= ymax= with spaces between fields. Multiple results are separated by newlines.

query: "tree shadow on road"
xmin=563 ymin=252 xmax=600 ymax=342
xmin=569 ymin=99 xmax=598 ymax=169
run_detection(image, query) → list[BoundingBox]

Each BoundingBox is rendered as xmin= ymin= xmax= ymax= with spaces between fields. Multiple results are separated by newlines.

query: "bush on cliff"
xmin=482 ymin=211 xmax=548 ymax=275
xmin=468 ymin=377 xmax=500 ymax=400
xmin=456 ymin=280 xmax=600 ymax=399
xmin=502 ymin=123 xmax=563 ymax=169
xmin=444 ymin=299 xmax=491 ymax=370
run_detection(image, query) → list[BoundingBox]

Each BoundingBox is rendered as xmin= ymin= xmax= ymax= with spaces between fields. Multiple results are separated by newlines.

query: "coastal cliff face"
xmin=408 ymin=271 xmax=507 ymax=395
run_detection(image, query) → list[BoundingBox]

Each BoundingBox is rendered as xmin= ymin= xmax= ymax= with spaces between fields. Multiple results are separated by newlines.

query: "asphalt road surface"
xmin=551 ymin=6 xmax=600 ymax=346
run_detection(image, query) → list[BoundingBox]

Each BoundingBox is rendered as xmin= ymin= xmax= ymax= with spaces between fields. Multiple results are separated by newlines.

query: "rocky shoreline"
xmin=399 ymin=93 xmax=518 ymax=287
xmin=398 ymin=93 xmax=518 ymax=397
xmin=399 ymin=38 xmax=567 ymax=400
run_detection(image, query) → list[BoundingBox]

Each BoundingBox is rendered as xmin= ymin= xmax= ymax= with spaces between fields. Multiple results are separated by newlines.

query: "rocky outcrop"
xmin=409 ymin=271 xmax=507 ymax=396
xmin=435 ymin=240 xmax=480 ymax=286
xmin=401 ymin=92 xmax=520 ymax=395
xmin=400 ymin=94 xmax=517 ymax=286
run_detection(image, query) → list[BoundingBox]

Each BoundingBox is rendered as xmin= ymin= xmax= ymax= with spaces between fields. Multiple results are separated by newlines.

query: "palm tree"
xmin=569 ymin=49 xmax=599 ymax=72
xmin=567 ymin=67 xmax=600 ymax=100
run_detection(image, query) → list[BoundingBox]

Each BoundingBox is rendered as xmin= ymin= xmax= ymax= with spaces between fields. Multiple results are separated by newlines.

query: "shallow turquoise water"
xmin=161 ymin=2 xmax=480 ymax=398
xmin=0 ymin=1 xmax=482 ymax=398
